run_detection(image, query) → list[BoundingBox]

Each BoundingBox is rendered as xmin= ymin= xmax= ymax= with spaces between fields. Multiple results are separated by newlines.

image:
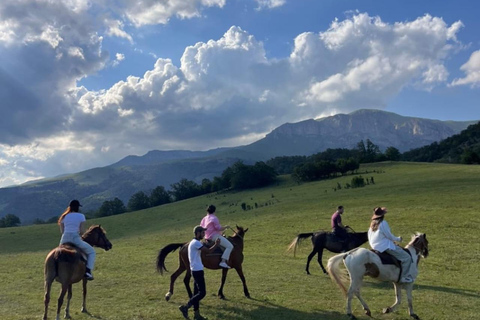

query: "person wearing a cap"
xmin=368 ymin=207 xmax=413 ymax=283
xmin=57 ymin=200 xmax=96 ymax=280
xmin=200 ymin=205 xmax=233 ymax=269
xmin=179 ymin=225 xmax=221 ymax=320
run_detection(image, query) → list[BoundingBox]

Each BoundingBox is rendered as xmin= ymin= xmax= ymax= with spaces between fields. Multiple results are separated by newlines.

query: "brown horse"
xmin=157 ymin=225 xmax=250 ymax=300
xmin=288 ymin=230 xmax=368 ymax=274
xmin=43 ymin=225 xmax=112 ymax=320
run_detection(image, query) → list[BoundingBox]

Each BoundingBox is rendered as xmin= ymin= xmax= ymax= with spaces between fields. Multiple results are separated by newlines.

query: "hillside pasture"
xmin=0 ymin=162 xmax=479 ymax=320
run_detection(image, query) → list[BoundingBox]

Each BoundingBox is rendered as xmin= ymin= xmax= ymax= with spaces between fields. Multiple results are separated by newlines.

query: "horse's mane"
xmin=84 ymin=224 xmax=106 ymax=235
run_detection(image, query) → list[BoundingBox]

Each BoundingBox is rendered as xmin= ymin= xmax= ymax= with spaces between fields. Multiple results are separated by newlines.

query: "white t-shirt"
xmin=188 ymin=239 xmax=204 ymax=271
xmin=61 ymin=212 xmax=86 ymax=234
xmin=368 ymin=220 xmax=401 ymax=252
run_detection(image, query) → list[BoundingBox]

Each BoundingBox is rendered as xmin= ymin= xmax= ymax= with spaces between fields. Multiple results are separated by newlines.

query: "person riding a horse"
xmin=331 ymin=205 xmax=349 ymax=251
xmin=368 ymin=206 xmax=414 ymax=283
xmin=200 ymin=205 xmax=233 ymax=269
xmin=57 ymin=200 xmax=96 ymax=280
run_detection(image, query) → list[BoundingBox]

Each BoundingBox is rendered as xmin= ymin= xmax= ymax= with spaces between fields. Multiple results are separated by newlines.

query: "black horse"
xmin=288 ymin=230 xmax=368 ymax=274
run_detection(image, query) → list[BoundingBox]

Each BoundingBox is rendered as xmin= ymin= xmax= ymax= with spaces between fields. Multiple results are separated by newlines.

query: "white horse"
xmin=327 ymin=233 xmax=429 ymax=320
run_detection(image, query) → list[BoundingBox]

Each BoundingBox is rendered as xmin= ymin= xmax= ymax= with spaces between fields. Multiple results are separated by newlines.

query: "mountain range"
xmin=0 ymin=109 xmax=476 ymax=224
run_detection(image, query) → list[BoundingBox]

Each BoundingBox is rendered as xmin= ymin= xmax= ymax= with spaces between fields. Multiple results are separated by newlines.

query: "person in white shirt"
xmin=179 ymin=226 xmax=220 ymax=320
xmin=57 ymin=200 xmax=96 ymax=280
xmin=368 ymin=207 xmax=413 ymax=283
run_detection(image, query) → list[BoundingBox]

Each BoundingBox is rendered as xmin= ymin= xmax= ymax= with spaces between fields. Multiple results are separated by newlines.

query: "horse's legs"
xmin=183 ymin=269 xmax=193 ymax=298
xmin=43 ymin=278 xmax=54 ymax=320
xmin=56 ymin=284 xmax=68 ymax=320
xmin=165 ymin=265 xmax=186 ymax=301
xmin=346 ymin=277 xmax=363 ymax=318
xmin=317 ymin=248 xmax=328 ymax=274
xmin=354 ymin=288 xmax=371 ymax=317
xmin=217 ymin=268 xmax=229 ymax=300
xmin=64 ymin=284 xmax=72 ymax=319
xmin=235 ymin=266 xmax=250 ymax=298
xmin=383 ymin=282 xmax=401 ymax=314
xmin=405 ymin=284 xmax=419 ymax=319
xmin=305 ymin=248 xmax=317 ymax=275
xmin=81 ymin=278 xmax=88 ymax=313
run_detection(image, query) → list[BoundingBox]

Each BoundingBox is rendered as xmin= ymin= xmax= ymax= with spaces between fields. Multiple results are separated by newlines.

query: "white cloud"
xmin=112 ymin=53 xmax=125 ymax=66
xmin=450 ymin=50 xmax=480 ymax=87
xmin=0 ymin=9 xmax=467 ymax=187
xmin=105 ymin=19 xmax=133 ymax=43
xmin=255 ymin=0 xmax=286 ymax=10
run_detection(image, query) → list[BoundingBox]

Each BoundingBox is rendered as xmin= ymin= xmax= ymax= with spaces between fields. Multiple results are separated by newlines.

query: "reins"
xmin=228 ymin=226 xmax=243 ymax=240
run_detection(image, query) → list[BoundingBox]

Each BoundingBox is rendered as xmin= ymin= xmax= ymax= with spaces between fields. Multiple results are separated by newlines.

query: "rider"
xmin=368 ymin=207 xmax=413 ymax=283
xmin=57 ymin=200 xmax=96 ymax=280
xmin=179 ymin=226 xmax=220 ymax=320
xmin=200 ymin=204 xmax=233 ymax=268
xmin=331 ymin=205 xmax=349 ymax=251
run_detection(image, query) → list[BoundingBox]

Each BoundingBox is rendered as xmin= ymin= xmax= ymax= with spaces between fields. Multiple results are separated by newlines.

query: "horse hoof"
xmin=218 ymin=295 xmax=226 ymax=300
xmin=383 ymin=307 xmax=392 ymax=314
xmin=411 ymin=314 xmax=420 ymax=320
xmin=347 ymin=314 xmax=357 ymax=320
xmin=165 ymin=292 xmax=172 ymax=302
xmin=81 ymin=307 xmax=88 ymax=314
xmin=364 ymin=309 xmax=371 ymax=317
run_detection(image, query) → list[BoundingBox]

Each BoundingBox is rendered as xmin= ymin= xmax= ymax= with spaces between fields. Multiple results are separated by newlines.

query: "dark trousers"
xmin=187 ymin=270 xmax=206 ymax=311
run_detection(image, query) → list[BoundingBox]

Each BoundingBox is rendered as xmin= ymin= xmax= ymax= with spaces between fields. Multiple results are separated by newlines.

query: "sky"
xmin=0 ymin=0 xmax=479 ymax=188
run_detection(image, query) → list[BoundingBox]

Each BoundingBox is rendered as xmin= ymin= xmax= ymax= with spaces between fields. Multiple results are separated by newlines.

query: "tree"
xmin=97 ymin=197 xmax=126 ymax=217
xmin=0 ymin=214 xmax=21 ymax=228
xmin=127 ymin=191 xmax=151 ymax=211
xmin=385 ymin=146 xmax=401 ymax=161
xmin=150 ymin=186 xmax=171 ymax=207
xmin=170 ymin=179 xmax=202 ymax=201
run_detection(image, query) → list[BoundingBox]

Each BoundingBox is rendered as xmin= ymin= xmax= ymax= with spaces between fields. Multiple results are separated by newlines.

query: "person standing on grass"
xmin=179 ymin=226 xmax=221 ymax=320
xmin=368 ymin=207 xmax=414 ymax=283
xmin=200 ymin=204 xmax=233 ymax=268
xmin=57 ymin=199 xmax=96 ymax=280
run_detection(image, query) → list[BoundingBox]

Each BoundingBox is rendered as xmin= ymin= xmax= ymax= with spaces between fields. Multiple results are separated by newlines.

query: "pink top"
xmin=200 ymin=214 xmax=222 ymax=240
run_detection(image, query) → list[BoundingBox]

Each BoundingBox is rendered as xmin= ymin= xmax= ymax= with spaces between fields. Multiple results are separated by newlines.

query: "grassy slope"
xmin=0 ymin=162 xmax=479 ymax=320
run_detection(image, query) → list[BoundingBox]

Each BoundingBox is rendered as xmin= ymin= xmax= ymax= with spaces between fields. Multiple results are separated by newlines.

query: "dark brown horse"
xmin=288 ymin=230 xmax=368 ymax=275
xmin=157 ymin=226 xmax=250 ymax=300
xmin=43 ymin=225 xmax=112 ymax=320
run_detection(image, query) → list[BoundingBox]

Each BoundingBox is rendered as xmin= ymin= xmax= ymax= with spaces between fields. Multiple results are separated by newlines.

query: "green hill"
xmin=1 ymin=162 xmax=479 ymax=320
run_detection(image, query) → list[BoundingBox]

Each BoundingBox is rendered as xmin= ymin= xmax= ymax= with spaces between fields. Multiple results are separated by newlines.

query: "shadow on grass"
xmin=362 ymin=280 xmax=479 ymax=298
xmin=205 ymin=297 xmax=347 ymax=320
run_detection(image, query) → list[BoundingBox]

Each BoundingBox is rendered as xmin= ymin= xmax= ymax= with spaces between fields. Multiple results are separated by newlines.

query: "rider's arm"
xmin=380 ymin=221 xmax=401 ymax=242
xmin=59 ymin=223 xmax=64 ymax=234
xmin=79 ymin=221 xmax=86 ymax=234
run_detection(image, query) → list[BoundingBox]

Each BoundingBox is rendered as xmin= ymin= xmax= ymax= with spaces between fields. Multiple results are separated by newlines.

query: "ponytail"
xmin=57 ymin=207 xmax=72 ymax=225
xmin=370 ymin=217 xmax=383 ymax=231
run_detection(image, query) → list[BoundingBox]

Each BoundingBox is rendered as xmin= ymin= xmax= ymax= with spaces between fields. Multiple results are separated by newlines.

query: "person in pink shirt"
xmin=200 ymin=205 xmax=233 ymax=268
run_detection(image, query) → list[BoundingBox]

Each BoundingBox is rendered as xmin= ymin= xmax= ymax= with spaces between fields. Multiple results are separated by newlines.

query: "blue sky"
xmin=0 ymin=0 xmax=479 ymax=187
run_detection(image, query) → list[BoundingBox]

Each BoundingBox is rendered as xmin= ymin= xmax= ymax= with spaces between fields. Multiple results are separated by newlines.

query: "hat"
xmin=69 ymin=200 xmax=82 ymax=207
xmin=371 ymin=207 xmax=387 ymax=220
xmin=193 ymin=225 xmax=207 ymax=234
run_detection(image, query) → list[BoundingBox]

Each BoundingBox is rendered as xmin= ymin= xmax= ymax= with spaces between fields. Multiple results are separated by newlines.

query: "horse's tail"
xmin=156 ymin=243 xmax=185 ymax=275
xmin=287 ymin=233 xmax=314 ymax=257
xmin=327 ymin=253 xmax=350 ymax=296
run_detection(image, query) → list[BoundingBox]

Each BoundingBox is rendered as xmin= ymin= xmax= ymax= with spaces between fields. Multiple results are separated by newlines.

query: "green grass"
xmin=1 ymin=162 xmax=479 ymax=320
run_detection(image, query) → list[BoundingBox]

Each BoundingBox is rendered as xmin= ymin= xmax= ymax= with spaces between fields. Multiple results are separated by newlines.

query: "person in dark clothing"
xmin=331 ymin=205 xmax=349 ymax=251
xmin=179 ymin=226 xmax=220 ymax=320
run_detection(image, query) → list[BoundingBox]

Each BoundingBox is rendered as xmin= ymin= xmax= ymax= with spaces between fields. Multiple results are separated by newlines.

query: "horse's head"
xmin=409 ymin=233 xmax=429 ymax=258
xmin=234 ymin=225 xmax=248 ymax=238
xmin=82 ymin=225 xmax=113 ymax=251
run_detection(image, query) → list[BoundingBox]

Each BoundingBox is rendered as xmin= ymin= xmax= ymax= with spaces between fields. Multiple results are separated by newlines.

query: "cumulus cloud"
xmin=450 ymin=50 xmax=480 ymax=87
xmin=0 ymin=7 xmax=468 ymax=187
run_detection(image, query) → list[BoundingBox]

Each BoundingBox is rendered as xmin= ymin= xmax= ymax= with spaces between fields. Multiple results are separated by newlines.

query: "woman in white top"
xmin=57 ymin=200 xmax=96 ymax=280
xmin=368 ymin=207 xmax=413 ymax=283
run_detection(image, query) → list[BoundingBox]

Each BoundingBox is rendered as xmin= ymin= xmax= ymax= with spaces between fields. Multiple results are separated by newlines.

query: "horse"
xmin=43 ymin=225 xmax=113 ymax=320
xmin=157 ymin=225 xmax=250 ymax=301
xmin=288 ymin=229 xmax=368 ymax=274
xmin=327 ymin=233 xmax=429 ymax=320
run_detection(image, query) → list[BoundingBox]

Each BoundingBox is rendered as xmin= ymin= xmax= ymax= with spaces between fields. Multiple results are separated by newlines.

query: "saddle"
xmin=59 ymin=243 xmax=87 ymax=264
xmin=203 ymin=238 xmax=235 ymax=256
xmin=370 ymin=248 xmax=411 ymax=268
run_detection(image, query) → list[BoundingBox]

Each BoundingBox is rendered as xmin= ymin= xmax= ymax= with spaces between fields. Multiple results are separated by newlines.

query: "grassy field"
xmin=1 ymin=162 xmax=479 ymax=320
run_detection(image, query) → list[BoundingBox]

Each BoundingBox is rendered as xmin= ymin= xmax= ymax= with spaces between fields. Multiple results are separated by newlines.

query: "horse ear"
xmin=236 ymin=224 xmax=239 ymax=229
xmin=244 ymin=228 xmax=248 ymax=233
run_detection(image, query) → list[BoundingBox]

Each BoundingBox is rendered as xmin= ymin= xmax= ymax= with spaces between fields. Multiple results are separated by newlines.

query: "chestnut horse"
xmin=288 ymin=230 xmax=368 ymax=274
xmin=157 ymin=226 xmax=250 ymax=300
xmin=327 ymin=233 xmax=429 ymax=320
xmin=43 ymin=225 xmax=112 ymax=320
